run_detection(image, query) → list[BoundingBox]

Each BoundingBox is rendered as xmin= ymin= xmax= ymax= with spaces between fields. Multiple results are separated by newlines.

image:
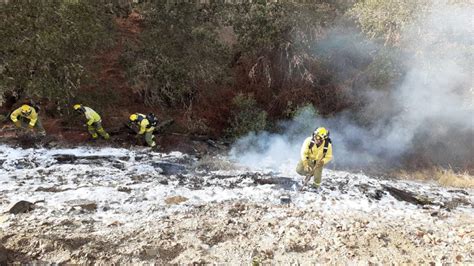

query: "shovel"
xmin=300 ymin=169 xmax=313 ymax=191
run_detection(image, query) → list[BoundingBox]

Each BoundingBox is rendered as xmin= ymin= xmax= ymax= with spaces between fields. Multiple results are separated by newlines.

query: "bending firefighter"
xmin=129 ymin=113 xmax=157 ymax=147
xmin=73 ymin=104 xmax=110 ymax=140
xmin=10 ymin=104 xmax=46 ymax=136
xmin=296 ymin=127 xmax=333 ymax=189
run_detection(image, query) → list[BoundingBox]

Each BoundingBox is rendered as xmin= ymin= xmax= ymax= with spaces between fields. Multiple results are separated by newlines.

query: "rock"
xmin=65 ymin=199 xmax=97 ymax=212
xmin=151 ymin=162 xmax=186 ymax=175
xmin=5 ymin=200 xmax=34 ymax=214
xmin=158 ymin=179 xmax=169 ymax=185
xmin=164 ymin=196 xmax=188 ymax=205
xmin=382 ymin=185 xmax=433 ymax=206
xmin=53 ymin=154 xmax=77 ymax=163
xmin=108 ymin=221 xmax=124 ymax=227
xmin=35 ymin=186 xmax=66 ymax=192
xmin=112 ymin=162 xmax=125 ymax=170
xmin=117 ymin=186 xmax=132 ymax=193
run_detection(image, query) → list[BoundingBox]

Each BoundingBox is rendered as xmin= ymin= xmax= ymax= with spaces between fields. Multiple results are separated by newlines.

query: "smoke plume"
xmin=230 ymin=1 xmax=474 ymax=173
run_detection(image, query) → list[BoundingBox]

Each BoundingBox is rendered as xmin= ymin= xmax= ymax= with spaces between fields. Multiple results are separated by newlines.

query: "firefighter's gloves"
xmin=14 ymin=121 xmax=21 ymax=128
xmin=316 ymin=160 xmax=324 ymax=168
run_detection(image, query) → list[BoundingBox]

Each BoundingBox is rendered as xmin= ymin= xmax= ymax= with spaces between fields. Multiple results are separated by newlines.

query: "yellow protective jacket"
xmin=83 ymin=106 xmax=101 ymax=126
xmin=135 ymin=113 xmax=153 ymax=134
xmin=10 ymin=105 xmax=38 ymax=127
xmin=300 ymin=137 xmax=333 ymax=167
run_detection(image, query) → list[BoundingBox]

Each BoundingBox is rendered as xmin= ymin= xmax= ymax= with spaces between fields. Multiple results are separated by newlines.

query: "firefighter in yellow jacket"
xmin=73 ymin=104 xmax=110 ymax=140
xmin=296 ymin=127 xmax=333 ymax=189
xmin=10 ymin=104 xmax=46 ymax=136
xmin=129 ymin=113 xmax=156 ymax=147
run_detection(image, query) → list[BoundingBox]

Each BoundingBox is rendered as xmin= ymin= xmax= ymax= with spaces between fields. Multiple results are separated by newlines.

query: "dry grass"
xmin=397 ymin=168 xmax=474 ymax=188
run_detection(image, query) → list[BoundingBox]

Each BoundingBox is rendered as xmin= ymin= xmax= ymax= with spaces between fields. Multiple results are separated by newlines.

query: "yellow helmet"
xmin=314 ymin=127 xmax=329 ymax=140
xmin=129 ymin=114 xmax=138 ymax=121
xmin=73 ymin=104 xmax=82 ymax=110
xmin=20 ymin=105 xmax=32 ymax=115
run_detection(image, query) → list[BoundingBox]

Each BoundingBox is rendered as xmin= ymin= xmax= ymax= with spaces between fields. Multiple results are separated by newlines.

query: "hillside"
xmin=1 ymin=1 xmax=472 ymax=173
xmin=0 ymin=1 xmax=473 ymax=263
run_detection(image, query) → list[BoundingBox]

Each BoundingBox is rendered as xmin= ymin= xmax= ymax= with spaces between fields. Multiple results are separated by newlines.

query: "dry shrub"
xmin=436 ymin=170 xmax=474 ymax=188
xmin=397 ymin=168 xmax=474 ymax=188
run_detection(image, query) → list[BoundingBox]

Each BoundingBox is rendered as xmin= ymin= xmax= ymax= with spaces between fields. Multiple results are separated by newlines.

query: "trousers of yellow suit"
xmin=295 ymin=160 xmax=323 ymax=187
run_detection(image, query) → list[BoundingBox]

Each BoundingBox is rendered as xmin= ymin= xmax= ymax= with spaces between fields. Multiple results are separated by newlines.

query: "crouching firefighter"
xmin=296 ymin=127 xmax=333 ymax=189
xmin=129 ymin=113 xmax=158 ymax=147
xmin=73 ymin=104 xmax=110 ymax=140
xmin=10 ymin=104 xmax=46 ymax=136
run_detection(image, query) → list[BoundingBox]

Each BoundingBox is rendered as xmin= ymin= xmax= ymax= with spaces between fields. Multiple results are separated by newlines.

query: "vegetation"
xmin=226 ymin=93 xmax=267 ymax=139
xmin=118 ymin=1 xmax=351 ymax=135
xmin=123 ymin=2 xmax=230 ymax=107
xmin=0 ymin=1 xmax=472 ymax=173
xmin=349 ymin=0 xmax=429 ymax=46
xmin=0 ymin=1 xmax=114 ymax=107
xmin=397 ymin=168 xmax=474 ymax=188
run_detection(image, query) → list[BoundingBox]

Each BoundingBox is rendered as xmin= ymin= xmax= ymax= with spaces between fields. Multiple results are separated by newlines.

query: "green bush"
xmin=0 ymin=1 xmax=114 ymax=106
xmin=226 ymin=93 xmax=267 ymax=139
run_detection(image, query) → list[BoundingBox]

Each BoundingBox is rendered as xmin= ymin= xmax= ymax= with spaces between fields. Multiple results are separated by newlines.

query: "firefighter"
xmin=73 ymin=104 xmax=110 ymax=140
xmin=10 ymin=104 xmax=46 ymax=136
xmin=129 ymin=113 xmax=156 ymax=147
xmin=296 ymin=127 xmax=333 ymax=189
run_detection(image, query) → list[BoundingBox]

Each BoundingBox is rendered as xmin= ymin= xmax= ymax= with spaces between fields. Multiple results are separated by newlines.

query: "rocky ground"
xmin=0 ymin=145 xmax=473 ymax=264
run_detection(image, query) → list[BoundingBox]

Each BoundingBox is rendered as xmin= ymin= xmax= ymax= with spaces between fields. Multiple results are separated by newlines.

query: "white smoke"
xmin=230 ymin=1 xmax=474 ymax=172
